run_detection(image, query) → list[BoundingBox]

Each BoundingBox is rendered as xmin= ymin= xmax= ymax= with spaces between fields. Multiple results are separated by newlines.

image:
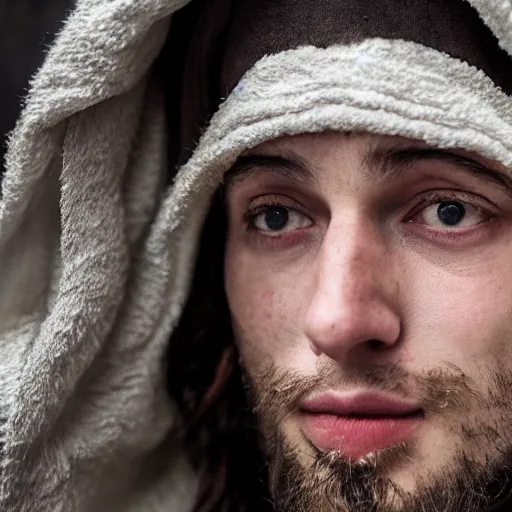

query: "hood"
xmin=0 ymin=0 xmax=511 ymax=511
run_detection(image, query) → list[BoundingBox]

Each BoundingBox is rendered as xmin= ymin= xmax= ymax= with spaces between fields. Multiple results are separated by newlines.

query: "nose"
xmin=304 ymin=219 xmax=401 ymax=362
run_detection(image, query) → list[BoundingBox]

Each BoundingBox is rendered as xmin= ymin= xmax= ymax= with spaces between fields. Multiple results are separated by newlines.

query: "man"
xmin=214 ymin=132 xmax=512 ymax=511
xmin=1 ymin=0 xmax=512 ymax=511
xmin=169 ymin=1 xmax=512 ymax=511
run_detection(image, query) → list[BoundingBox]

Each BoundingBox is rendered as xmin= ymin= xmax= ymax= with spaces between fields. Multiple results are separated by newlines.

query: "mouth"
xmin=299 ymin=392 xmax=424 ymax=460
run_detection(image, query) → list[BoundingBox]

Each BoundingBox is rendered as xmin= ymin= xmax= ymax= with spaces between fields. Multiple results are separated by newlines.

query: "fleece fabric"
xmin=0 ymin=0 xmax=511 ymax=511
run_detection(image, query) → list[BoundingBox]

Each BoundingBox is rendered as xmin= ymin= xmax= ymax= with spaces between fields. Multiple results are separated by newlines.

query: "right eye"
xmin=249 ymin=205 xmax=313 ymax=236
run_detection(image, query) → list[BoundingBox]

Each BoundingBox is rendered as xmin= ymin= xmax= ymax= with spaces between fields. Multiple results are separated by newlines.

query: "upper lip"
xmin=299 ymin=391 xmax=422 ymax=417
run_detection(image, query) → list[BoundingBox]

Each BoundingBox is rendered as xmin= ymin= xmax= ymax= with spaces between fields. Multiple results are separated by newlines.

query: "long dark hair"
xmin=161 ymin=3 xmax=269 ymax=507
xmin=167 ymin=190 xmax=273 ymax=512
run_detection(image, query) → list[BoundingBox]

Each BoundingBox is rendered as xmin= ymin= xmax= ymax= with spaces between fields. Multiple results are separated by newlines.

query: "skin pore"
xmin=223 ymin=132 xmax=512 ymax=511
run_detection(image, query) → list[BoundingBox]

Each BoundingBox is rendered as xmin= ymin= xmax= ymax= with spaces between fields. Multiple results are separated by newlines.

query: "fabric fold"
xmin=0 ymin=0 xmax=510 ymax=510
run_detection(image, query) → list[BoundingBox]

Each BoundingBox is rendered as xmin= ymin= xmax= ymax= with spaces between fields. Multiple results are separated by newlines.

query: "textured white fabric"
xmin=0 ymin=0 xmax=198 ymax=511
xmin=0 ymin=0 xmax=510 ymax=511
xmin=469 ymin=0 xmax=512 ymax=56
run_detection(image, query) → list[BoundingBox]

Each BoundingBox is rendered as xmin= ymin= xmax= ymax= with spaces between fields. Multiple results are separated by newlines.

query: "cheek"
xmin=404 ymin=255 xmax=512 ymax=375
xmin=224 ymin=241 xmax=315 ymax=372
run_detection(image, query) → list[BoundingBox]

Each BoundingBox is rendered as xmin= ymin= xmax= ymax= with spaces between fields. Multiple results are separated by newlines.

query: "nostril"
xmin=367 ymin=339 xmax=385 ymax=351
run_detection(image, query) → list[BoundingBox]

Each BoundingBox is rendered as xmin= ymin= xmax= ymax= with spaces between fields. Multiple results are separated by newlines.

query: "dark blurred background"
xmin=0 ymin=0 xmax=74 ymax=168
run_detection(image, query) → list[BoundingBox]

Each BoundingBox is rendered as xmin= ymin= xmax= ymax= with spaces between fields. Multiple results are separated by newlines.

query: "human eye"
xmin=245 ymin=200 xmax=313 ymax=238
xmin=405 ymin=191 xmax=498 ymax=242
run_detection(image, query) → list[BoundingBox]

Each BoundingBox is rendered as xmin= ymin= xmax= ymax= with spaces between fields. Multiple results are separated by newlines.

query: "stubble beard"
xmin=243 ymin=363 xmax=512 ymax=512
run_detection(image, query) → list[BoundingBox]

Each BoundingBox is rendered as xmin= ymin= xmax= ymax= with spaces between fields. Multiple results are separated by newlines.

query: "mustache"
xmin=246 ymin=361 xmax=477 ymax=426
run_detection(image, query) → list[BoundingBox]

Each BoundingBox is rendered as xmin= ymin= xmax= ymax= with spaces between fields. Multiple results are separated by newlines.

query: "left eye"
xmin=418 ymin=201 xmax=487 ymax=228
xmin=251 ymin=206 xmax=313 ymax=235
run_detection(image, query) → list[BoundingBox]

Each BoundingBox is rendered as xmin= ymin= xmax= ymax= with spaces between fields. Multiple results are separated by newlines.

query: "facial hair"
xmin=243 ymin=362 xmax=512 ymax=512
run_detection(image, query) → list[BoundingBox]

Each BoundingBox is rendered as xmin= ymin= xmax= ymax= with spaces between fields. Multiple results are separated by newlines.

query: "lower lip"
xmin=301 ymin=412 xmax=422 ymax=460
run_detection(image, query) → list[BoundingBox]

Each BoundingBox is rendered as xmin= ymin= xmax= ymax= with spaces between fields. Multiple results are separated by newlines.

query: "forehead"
xmin=247 ymin=131 xmax=385 ymax=162
xmin=226 ymin=131 xmax=512 ymax=192
xmin=247 ymin=132 xmax=482 ymax=161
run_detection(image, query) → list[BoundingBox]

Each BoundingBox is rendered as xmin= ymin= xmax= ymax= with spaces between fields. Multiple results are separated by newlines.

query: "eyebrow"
xmin=223 ymin=145 xmax=512 ymax=192
xmin=365 ymin=146 xmax=512 ymax=191
xmin=223 ymin=153 xmax=316 ymax=188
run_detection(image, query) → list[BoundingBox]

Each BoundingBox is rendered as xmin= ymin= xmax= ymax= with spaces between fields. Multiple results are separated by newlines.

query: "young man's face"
xmin=223 ymin=131 xmax=512 ymax=511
